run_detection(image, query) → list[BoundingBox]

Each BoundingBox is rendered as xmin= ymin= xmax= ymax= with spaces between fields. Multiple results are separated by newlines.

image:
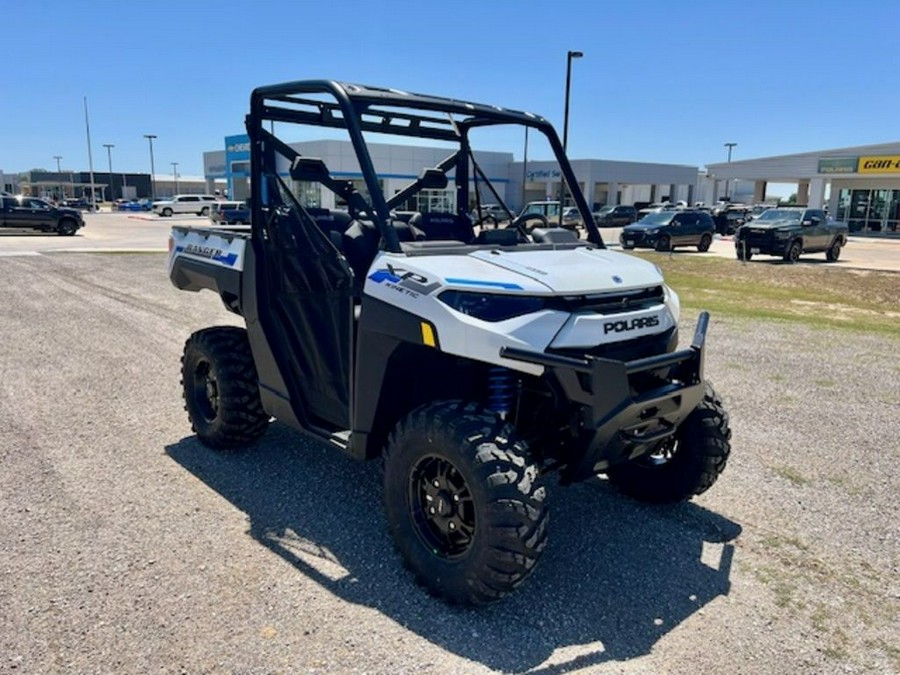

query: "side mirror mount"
xmin=290 ymin=157 xmax=330 ymax=183
xmin=418 ymin=168 xmax=448 ymax=190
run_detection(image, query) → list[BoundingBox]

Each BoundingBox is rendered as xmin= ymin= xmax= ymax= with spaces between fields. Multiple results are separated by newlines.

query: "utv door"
xmin=251 ymin=171 xmax=355 ymax=432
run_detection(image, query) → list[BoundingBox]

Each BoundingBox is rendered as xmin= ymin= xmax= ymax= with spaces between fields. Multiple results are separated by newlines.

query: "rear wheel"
xmin=784 ymin=240 xmax=802 ymax=263
xmin=655 ymin=235 xmax=671 ymax=252
xmin=200 ymin=206 xmax=210 ymax=217
xmin=383 ymin=401 xmax=548 ymax=605
xmin=697 ymin=233 xmax=712 ymax=252
xmin=606 ymin=383 xmax=731 ymax=504
xmin=181 ymin=326 xmax=269 ymax=450
xmin=826 ymin=239 xmax=842 ymax=262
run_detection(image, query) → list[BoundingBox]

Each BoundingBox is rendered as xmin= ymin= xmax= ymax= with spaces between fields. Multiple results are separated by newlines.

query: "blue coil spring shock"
xmin=487 ymin=366 xmax=515 ymax=419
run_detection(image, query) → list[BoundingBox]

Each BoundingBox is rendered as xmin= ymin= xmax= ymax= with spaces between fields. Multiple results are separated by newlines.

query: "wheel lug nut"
xmin=429 ymin=507 xmax=436 ymax=515
xmin=449 ymin=522 xmax=456 ymax=530
xmin=452 ymin=494 xmax=459 ymax=502
xmin=432 ymin=480 xmax=440 ymax=488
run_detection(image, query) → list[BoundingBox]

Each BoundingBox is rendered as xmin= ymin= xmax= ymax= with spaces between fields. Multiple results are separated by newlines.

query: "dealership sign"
xmin=857 ymin=155 xmax=900 ymax=173
xmin=817 ymin=157 xmax=858 ymax=174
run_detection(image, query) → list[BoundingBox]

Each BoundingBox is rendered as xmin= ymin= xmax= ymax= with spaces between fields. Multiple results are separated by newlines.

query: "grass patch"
xmin=632 ymin=252 xmax=900 ymax=337
xmin=770 ymin=464 xmax=811 ymax=486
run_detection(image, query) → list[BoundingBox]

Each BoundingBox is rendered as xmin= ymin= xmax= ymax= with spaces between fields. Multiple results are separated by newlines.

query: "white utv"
xmin=168 ymin=80 xmax=731 ymax=605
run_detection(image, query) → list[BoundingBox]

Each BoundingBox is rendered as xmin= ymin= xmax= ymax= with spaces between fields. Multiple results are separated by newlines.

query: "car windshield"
xmin=638 ymin=212 xmax=675 ymax=225
xmin=596 ymin=206 xmax=614 ymax=214
xmin=756 ymin=209 xmax=802 ymax=222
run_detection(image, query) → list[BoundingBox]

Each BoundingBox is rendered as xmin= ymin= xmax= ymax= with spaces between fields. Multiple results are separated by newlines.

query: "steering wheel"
xmin=508 ymin=213 xmax=549 ymax=241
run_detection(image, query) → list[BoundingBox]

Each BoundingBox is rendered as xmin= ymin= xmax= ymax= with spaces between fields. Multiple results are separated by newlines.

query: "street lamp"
xmin=171 ymin=162 xmax=179 ymax=195
xmin=144 ymin=134 xmax=157 ymax=201
xmin=103 ymin=144 xmax=115 ymax=202
xmin=724 ymin=142 xmax=737 ymax=200
xmin=559 ymin=50 xmax=583 ymax=218
xmin=53 ymin=155 xmax=63 ymax=200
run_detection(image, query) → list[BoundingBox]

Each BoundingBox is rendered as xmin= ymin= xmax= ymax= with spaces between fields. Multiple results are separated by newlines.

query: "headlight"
xmin=774 ymin=230 xmax=791 ymax=239
xmin=663 ymin=284 xmax=681 ymax=324
xmin=645 ymin=228 xmax=659 ymax=235
xmin=438 ymin=290 xmax=546 ymax=322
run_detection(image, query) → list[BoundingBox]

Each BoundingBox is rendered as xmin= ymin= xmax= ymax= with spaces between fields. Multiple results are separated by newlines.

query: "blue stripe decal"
xmin=445 ymin=278 xmax=523 ymax=290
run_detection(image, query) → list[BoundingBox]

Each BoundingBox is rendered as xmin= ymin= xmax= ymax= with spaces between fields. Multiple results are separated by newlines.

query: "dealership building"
xmin=203 ymin=134 xmax=701 ymax=213
xmin=706 ymin=141 xmax=900 ymax=232
xmin=203 ymin=135 xmax=900 ymax=233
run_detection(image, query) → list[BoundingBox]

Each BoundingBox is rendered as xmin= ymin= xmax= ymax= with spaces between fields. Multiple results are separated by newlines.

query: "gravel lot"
xmin=1 ymin=252 xmax=897 ymax=674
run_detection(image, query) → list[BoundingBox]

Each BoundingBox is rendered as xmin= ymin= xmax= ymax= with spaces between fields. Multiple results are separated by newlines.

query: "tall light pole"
xmin=171 ymin=162 xmax=179 ymax=195
xmin=724 ymin=142 xmax=737 ymax=200
xmin=144 ymin=134 xmax=157 ymax=201
xmin=559 ymin=49 xmax=583 ymax=219
xmin=103 ymin=144 xmax=115 ymax=202
xmin=53 ymin=156 xmax=63 ymax=200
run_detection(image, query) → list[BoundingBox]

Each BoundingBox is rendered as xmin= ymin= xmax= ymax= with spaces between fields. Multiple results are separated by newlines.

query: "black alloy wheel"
xmin=408 ymin=454 xmax=475 ymax=558
xmin=697 ymin=233 xmax=712 ymax=252
xmin=785 ymin=240 xmax=802 ymax=263
xmin=655 ymin=235 xmax=671 ymax=252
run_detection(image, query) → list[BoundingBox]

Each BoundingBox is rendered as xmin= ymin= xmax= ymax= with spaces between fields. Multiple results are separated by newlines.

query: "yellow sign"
xmin=858 ymin=155 xmax=900 ymax=173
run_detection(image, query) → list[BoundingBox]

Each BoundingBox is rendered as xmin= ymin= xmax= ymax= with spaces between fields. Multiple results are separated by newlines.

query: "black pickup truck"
xmin=0 ymin=195 xmax=85 ymax=235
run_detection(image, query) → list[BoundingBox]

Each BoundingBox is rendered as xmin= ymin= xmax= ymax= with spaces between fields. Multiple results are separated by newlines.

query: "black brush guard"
xmin=501 ymin=312 xmax=709 ymax=484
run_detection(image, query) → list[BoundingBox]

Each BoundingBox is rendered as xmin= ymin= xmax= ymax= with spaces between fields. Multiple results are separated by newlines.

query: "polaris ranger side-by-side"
xmin=168 ymin=80 xmax=731 ymax=605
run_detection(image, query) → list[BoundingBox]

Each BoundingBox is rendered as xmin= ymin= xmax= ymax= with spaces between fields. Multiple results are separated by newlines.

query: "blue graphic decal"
xmin=212 ymin=252 xmax=239 ymax=266
xmin=444 ymin=278 xmax=523 ymax=290
xmin=369 ymin=269 xmax=401 ymax=284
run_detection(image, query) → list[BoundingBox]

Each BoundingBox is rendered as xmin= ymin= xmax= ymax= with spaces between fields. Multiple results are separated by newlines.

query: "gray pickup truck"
xmin=734 ymin=207 xmax=848 ymax=263
xmin=0 ymin=195 xmax=85 ymax=235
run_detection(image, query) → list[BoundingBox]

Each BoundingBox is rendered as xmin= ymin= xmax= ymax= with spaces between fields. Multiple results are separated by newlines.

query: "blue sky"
xmin=3 ymin=0 xmax=898 ymax=179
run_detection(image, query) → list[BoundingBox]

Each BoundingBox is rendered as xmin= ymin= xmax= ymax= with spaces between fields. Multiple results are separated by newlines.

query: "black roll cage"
xmin=247 ymin=79 xmax=605 ymax=249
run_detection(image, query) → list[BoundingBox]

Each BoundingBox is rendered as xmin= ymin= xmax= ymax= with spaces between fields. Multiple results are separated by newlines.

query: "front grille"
xmin=549 ymin=327 xmax=677 ymax=362
xmin=739 ymin=229 xmax=775 ymax=247
xmin=549 ymin=286 xmax=665 ymax=315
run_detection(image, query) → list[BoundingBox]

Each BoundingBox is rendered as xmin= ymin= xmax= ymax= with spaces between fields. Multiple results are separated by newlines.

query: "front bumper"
xmin=620 ymin=231 xmax=659 ymax=248
xmin=501 ymin=312 xmax=709 ymax=484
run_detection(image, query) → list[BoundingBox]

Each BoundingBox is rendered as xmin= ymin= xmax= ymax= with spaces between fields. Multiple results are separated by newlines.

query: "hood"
xmin=743 ymin=219 xmax=798 ymax=230
xmin=623 ymin=221 xmax=667 ymax=232
xmin=465 ymin=247 xmax=664 ymax=294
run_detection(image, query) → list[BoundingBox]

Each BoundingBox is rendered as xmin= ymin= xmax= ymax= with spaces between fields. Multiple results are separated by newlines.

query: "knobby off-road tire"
xmin=383 ymin=401 xmax=548 ymax=605
xmin=181 ymin=326 xmax=269 ymax=450
xmin=826 ymin=239 xmax=842 ymax=262
xmin=606 ymin=382 xmax=731 ymax=504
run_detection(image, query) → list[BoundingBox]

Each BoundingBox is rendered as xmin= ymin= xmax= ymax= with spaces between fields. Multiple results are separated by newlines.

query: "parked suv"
xmin=734 ymin=207 xmax=848 ymax=263
xmin=152 ymin=194 xmax=219 ymax=217
xmin=593 ymin=204 xmax=637 ymax=227
xmin=0 ymin=195 xmax=85 ymax=235
xmin=209 ymin=201 xmax=250 ymax=224
xmin=620 ymin=210 xmax=716 ymax=252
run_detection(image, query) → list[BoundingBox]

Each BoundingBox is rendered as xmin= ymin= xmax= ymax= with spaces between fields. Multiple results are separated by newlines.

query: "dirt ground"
xmin=0 ymin=252 xmax=897 ymax=674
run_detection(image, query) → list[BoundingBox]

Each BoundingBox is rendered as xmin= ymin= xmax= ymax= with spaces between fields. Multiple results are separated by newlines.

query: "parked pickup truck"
xmin=734 ymin=207 xmax=848 ymax=263
xmin=152 ymin=194 xmax=219 ymax=217
xmin=0 ymin=195 xmax=85 ymax=235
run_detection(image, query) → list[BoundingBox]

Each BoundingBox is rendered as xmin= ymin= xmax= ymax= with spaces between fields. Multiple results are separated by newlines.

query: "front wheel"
xmin=655 ymin=235 xmax=671 ymax=252
xmin=56 ymin=218 xmax=77 ymax=236
xmin=605 ymin=383 xmax=731 ymax=504
xmin=181 ymin=326 xmax=269 ymax=450
xmin=383 ymin=401 xmax=548 ymax=605
xmin=162 ymin=207 xmax=173 ymax=217
xmin=200 ymin=206 xmax=210 ymax=217
xmin=736 ymin=243 xmax=752 ymax=261
xmin=784 ymin=240 xmax=802 ymax=263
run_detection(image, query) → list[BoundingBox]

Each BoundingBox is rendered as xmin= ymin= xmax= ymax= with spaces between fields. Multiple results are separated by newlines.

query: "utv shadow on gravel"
xmin=167 ymin=427 xmax=740 ymax=672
